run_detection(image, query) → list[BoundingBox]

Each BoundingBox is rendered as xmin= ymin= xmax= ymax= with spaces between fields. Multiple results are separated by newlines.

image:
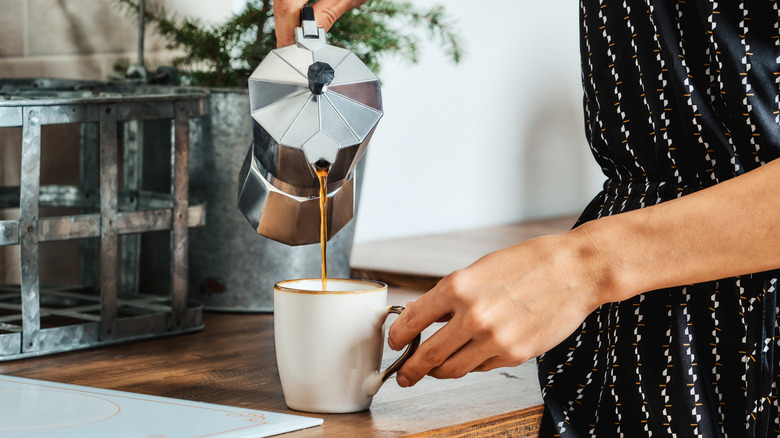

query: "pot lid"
xmin=248 ymin=15 xmax=383 ymax=165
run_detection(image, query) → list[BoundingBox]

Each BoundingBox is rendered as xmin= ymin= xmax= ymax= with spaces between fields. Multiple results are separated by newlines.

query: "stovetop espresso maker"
xmin=238 ymin=6 xmax=383 ymax=246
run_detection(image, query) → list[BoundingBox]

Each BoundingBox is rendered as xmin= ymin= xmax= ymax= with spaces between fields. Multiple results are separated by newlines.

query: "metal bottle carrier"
xmin=0 ymin=78 xmax=206 ymax=360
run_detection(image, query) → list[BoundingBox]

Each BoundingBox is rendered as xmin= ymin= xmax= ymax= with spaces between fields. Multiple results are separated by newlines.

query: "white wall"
xmin=353 ymin=0 xmax=606 ymax=243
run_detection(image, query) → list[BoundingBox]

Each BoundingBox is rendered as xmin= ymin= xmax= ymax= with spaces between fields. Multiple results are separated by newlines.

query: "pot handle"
xmin=301 ymin=6 xmax=318 ymax=38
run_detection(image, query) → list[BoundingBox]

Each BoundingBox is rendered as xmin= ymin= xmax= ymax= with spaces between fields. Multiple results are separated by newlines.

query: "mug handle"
xmin=381 ymin=306 xmax=421 ymax=382
xmin=364 ymin=305 xmax=421 ymax=396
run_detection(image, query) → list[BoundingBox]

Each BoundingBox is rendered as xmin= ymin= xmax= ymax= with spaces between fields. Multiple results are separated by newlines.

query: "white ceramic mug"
xmin=273 ymin=278 xmax=420 ymax=413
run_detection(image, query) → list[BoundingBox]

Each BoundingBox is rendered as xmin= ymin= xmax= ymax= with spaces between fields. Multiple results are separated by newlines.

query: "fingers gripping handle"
xmin=381 ymin=306 xmax=421 ymax=381
xmin=364 ymin=306 xmax=421 ymax=396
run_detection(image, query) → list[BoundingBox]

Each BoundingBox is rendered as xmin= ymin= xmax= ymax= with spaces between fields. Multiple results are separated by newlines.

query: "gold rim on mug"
xmin=274 ymin=279 xmax=387 ymax=295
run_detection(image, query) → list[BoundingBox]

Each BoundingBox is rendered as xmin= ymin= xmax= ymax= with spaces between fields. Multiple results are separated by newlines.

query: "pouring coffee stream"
xmin=237 ymin=6 xmax=383 ymax=285
xmin=315 ymin=160 xmax=330 ymax=290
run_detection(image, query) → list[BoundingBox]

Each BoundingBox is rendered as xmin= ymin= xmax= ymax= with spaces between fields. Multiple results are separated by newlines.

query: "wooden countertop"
xmin=0 ymin=215 xmax=577 ymax=437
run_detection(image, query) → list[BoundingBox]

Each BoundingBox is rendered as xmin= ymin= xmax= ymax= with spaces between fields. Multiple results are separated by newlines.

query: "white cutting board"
xmin=0 ymin=375 xmax=322 ymax=437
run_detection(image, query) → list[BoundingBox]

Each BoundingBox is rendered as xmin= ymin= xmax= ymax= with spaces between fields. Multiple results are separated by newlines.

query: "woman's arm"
xmin=591 ymin=158 xmax=780 ymax=300
xmin=387 ymin=158 xmax=780 ymax=388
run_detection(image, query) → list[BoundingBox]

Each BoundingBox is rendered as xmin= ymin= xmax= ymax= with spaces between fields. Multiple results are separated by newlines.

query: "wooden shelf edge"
xmin=404 ymin=404 xmax=544 ymax=438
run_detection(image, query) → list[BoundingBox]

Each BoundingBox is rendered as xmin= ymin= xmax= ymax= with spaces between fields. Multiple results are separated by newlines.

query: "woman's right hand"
xmin=274 ymin=0 xmax=370 ymax=47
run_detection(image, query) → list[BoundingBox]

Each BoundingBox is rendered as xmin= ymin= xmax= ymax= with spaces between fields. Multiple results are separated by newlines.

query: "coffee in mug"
xmin=274 ymin=278 xmax=420 ymax=413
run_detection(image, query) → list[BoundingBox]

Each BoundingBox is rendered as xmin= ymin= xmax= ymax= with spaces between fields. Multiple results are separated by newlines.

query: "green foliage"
xmin=114 ymin=0 xmax=463 ymax=88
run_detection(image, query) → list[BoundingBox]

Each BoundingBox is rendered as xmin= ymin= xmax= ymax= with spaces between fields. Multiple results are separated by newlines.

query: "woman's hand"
xmin=387 ymin=157 xmax=780 ymax=388
xmin=387 ymin=232 xmax=610 ymax=387
xmin=274 ymin=0 xmax=370 ymax=47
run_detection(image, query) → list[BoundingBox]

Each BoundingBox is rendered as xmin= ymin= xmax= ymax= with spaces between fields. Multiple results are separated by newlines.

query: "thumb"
xmin=388 ymin=284 xmax=454 ymax=351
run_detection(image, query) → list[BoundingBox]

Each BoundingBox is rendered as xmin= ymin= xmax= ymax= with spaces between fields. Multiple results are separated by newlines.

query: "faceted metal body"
xmin=238 ymin=18 xmax=383 ymax=246
xmin=190 ymin=90 xmax=359 ymax=312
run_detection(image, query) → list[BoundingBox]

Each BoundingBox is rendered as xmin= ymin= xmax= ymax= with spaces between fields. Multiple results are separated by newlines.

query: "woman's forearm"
xmin=573 ymin=158 xmax=780 ymax=304
xmin=387 ymin=158 xmax=780 ymax=386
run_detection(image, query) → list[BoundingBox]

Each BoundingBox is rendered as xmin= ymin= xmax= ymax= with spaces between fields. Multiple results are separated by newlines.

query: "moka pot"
xmin=238 ymin=7 xmax=383 ymax=246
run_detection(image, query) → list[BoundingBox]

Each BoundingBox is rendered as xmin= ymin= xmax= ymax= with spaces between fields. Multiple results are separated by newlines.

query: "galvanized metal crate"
xmin=0 ymin=79 xmax=207 ymax=360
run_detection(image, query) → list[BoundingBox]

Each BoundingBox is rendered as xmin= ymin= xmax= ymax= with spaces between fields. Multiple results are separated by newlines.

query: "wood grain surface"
xmin=0 ymin=298 xmax=542 ymax=437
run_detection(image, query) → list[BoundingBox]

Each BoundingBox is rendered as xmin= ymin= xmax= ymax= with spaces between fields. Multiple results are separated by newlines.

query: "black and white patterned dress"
xmin=537 ymin=1 xmax=780 ymax=436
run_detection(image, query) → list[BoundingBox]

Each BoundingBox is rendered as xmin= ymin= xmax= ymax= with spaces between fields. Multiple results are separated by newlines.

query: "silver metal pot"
xmin=237 ymin=7 xmax=383 ymax=246
xmin=188 ymin=90 xmax=364 ymax=312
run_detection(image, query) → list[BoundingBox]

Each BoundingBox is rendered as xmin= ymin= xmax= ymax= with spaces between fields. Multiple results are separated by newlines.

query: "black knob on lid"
xmin=307 ymin=62 xmax=335 ymax=95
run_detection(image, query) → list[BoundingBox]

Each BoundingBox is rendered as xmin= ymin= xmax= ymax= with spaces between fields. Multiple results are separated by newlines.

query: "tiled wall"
xmin=0 ymin=0 xmax=233 ymax=80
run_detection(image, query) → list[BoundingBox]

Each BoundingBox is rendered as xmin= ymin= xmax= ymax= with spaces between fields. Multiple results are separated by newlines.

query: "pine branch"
xmin=408 ymin=5 xmax=463 ymax=64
